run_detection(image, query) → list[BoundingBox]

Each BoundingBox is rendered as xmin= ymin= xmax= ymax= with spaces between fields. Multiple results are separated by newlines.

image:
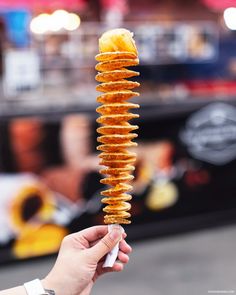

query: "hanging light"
xmin=30 ymin=10 xmax=81 ymax=34
xmin=64 ymin=13 xmax=81 ymax=31
xmin=50 ymin=10 xmax=69 ymax=31
xmin=224 ymin=7 xmax=236 ymax=30
xmin=30 ymin=13 xmax=51 ymax=34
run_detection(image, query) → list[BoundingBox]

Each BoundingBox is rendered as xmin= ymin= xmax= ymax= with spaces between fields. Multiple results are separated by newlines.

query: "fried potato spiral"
xmin=96 ymin=29 xmax=140 ymax=224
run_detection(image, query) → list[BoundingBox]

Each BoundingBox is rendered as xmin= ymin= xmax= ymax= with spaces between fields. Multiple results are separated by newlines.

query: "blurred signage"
xmin=2 ymin=10 xmax=31 ymax=47
xmin=3 ymin=49 xmax=41 ymax=97
xmin=180 ymin=103 xmax=236 ymax=165
xmin=135 ymin=22 xmax=218 ymax=64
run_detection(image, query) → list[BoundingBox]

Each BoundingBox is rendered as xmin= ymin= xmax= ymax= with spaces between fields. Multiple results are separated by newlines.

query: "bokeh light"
xmin=65 ymin=13 xmax=81 ymax=31
xmin=30 ymin=13 xmax=51 ymax=34
xmin=30 ymin=10 xmax=81 ymax=34
xmin=224 ymin=7 xmax=236 ymax=30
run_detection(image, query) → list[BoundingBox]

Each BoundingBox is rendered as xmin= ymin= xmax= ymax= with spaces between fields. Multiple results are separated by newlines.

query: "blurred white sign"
xmin=180 ymin=103 xmax=236 ymax=165
xmin=3 ymin=49 xmax=41 ymax=97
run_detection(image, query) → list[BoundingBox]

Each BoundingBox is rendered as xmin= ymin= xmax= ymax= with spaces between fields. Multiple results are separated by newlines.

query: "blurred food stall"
xmin=1 ymin=0 xmax=236 ymax=263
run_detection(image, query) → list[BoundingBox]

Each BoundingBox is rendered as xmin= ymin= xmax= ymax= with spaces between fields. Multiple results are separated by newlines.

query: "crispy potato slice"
xmin=97 ymin=90 xmax=139 ymax=103
xmin=96 ymin=69 xmax=139 ymax=82
xmin=96 ymin=59 xmax=139 ymax=72
xmin=98 ymin=28 xmax=138 ymax=55
xmin=96 ymin=51 xmax=137 ymax=61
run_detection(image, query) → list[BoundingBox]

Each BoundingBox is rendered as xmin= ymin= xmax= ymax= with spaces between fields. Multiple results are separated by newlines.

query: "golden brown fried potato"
xmin=96 ymin=103 xmax=139 ymax=115
xmin=98 ymin=29 xmax=138 ymax=55
xmin=100 ymin=166 xmax=135 ymax=175
xmin=95 ymin=51 xmax=137 ymax=61
xmin=96 ymin=28 xmax=139 ymax=224
xmin=96 ymin=69 xmax=139 ymax=83
xmin=96 ymin=59 xmax=139 ymax=72
xmin=97 ymin=90 xmax=139 ymax=104
xmin=97 ymin=143 xmax=138 ymax=153
xmin=96 ymin=113 xmax=139 ymax=125
xmin=96 ymin=81 xmax=140 ymax=92
xmin=102 ymin=193 xmax=132 ymax=204
xmin=97 ymin=125 xmax=138 ymax=135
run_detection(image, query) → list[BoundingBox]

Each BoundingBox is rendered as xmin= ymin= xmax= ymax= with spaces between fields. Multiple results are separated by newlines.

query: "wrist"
xmin=0 ymin=286 xmax=27 ymax=295
xmin=24 ymin=279 xmax=55 ymax=295
xmin=41 ymin=278 xmax=60 ymax=295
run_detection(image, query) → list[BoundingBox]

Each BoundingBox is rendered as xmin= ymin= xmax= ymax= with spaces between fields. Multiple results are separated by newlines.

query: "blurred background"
xmin=1 ymin=0 xmax=236 ymax=293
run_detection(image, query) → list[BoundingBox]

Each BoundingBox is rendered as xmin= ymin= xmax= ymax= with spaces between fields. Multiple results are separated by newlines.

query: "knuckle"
xmin=75 ymin=235 xmax=88 ymax=247
xmin=62 ymin=234 xmax=72 ymax=245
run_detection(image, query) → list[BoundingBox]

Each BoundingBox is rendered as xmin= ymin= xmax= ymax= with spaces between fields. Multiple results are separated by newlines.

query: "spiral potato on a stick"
xmin=96 ymin=29 xmax=140 ymax=224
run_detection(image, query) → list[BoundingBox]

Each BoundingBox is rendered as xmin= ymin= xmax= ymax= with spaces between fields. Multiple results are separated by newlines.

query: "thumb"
xmin=88 ymin=226 xmax=122 ymax=262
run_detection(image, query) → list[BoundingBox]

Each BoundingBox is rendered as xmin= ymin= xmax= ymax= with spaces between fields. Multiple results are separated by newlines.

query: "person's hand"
xmin=42 ymin=225 xmax=132 ymax=295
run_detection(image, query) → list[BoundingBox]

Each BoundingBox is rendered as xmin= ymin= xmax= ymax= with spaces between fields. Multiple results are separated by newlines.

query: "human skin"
xmin=0 ymin=225 xmax=131 ymax=295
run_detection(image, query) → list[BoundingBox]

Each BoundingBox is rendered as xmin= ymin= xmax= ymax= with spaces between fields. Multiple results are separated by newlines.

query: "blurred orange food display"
xmin=0 ymin=174 xmax=68 ymax=260
xmin=10 ymin=183 xmax=54 ymax=230
xmin=13 ymin=224 xmax=67 ymax=259
xmin=1 ymin=101 xmax=236 ymax=263
xmin=9 ymin=118 xmax=45 ymax=173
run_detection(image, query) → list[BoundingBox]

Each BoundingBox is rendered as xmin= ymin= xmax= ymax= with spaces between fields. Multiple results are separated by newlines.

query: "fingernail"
xmin=110 ymin=228 xmax=122 ymax=240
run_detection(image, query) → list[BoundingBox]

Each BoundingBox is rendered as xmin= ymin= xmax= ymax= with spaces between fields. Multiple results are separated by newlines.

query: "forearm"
xmin=0 ymin=286 xmax=26 ymax=295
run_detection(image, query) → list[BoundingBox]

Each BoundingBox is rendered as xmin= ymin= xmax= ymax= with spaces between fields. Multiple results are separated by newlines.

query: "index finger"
xmin=78 ymin=225 xmax=109 ymax=243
